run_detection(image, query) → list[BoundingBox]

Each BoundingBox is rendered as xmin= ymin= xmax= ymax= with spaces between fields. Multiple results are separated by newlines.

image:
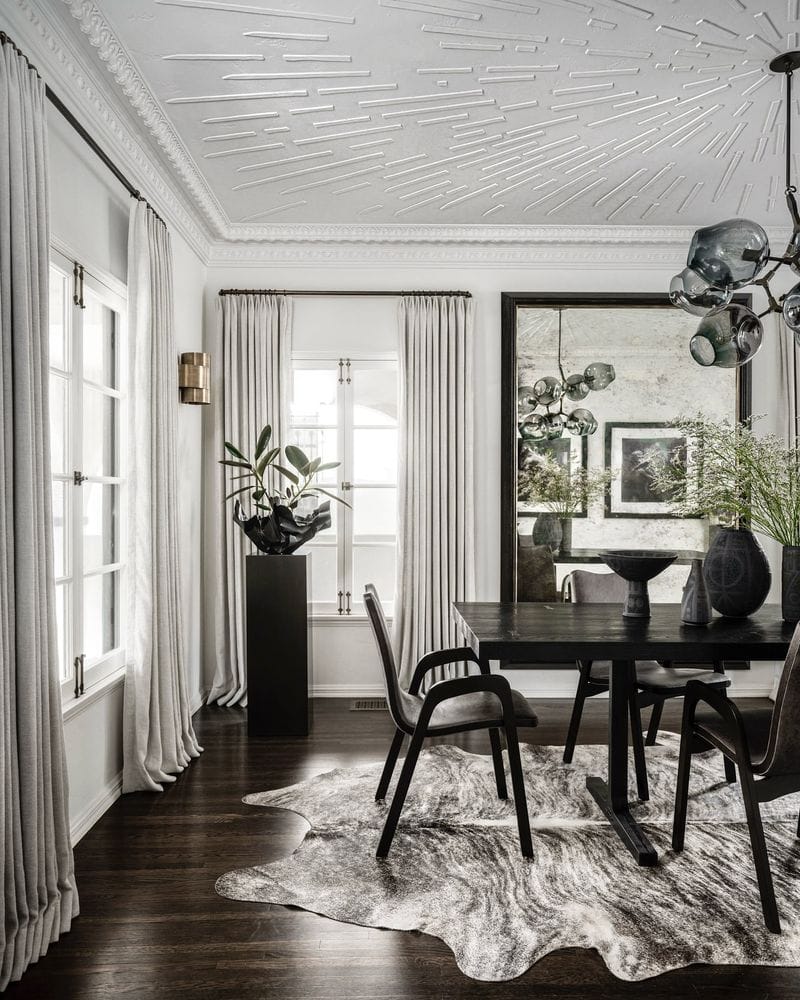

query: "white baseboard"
xmin=311 ymin=684 xmax=386 ymax=698
xmin=71 ymin=770 xmax=122 ymax=844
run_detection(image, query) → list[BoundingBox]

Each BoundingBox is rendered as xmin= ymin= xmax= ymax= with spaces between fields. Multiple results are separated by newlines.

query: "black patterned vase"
xmin=782 ymin=546 xmax=800 ymax=623
xmin=703 ymin=527 xmax=771 ymax=618
xmin=532 ymin=512 xmax=562 ymax=554
xmin=681 ymin=558 xmax=712 ymax=626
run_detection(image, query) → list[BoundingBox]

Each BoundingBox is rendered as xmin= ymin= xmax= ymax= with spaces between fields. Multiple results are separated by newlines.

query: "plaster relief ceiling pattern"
xmin=87 ymin=0 xmax=799 ymax=230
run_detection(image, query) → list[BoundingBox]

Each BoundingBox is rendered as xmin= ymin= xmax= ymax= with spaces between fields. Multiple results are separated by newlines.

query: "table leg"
xmin=586 ymin=658 xmax=657 ymax=867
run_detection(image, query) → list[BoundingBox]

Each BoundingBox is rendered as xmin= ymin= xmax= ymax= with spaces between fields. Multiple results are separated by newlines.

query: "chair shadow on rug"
xmin=673 ymin=621 xmax=800 ymax=933
xmin=363 ymin=584 xmax=537 ymax=859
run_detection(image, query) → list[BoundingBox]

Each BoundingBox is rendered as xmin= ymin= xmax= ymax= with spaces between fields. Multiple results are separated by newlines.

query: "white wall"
xmin=49 ymin=109 xmax=208 ymax=840
xmin=205 ymin=255 xmax=783 ymax=700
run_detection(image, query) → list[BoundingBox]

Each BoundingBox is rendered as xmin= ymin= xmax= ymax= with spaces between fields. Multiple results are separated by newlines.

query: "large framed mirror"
xmin=500 ymin=293 xmax=752 ymax=604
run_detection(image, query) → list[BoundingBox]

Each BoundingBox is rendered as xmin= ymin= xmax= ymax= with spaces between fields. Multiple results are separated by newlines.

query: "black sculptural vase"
xmin=703 ymin=527 xmax=771 ymax=618
xmin=782 ymin=546 xmax=800 ymax=623
xmin=681 ymin=558 xmax=712 ymax=626
xmin=234 ymin=499 xmax=331 ymax=555
xmin=600 ymin=550 xmax=678 ymax=618
xmin=532 ymin=512 xmax=562 ymax=554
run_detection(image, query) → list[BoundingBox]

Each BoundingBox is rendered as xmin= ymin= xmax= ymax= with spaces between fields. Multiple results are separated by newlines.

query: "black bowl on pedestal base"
xmin=600 ymin=550 xmax=678 ymax=618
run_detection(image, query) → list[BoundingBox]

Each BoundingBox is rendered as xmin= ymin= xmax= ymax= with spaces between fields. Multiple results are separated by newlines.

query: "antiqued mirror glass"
xmin=501 ymin=294 xmax=751 ymax=606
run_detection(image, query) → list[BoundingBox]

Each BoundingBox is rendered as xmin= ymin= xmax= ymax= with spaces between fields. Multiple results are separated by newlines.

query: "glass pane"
xmin=352 ymin=487 xmax=396 ymax=537
xmin=83 ymin=571 xmax=119 ymax=662
xmin=291 ymin=369 xmax=337 ymax=425
xmin=352 ymin=544 xmax=396 ymax=606
xmin=83 ymin=389 xmax=117 ymax=477
xmin=83 ymin=291 xmax=118 ymax=389
xmin=83 ymin=483 xmax=118 ymax=570
xmin=353 ymin=367 xmax=397 ymax=426
xmin=55 ymin=582 xmax=70 ymax=683
xmin=49 ymin=267 xmax=67 ymax=371
xmin=306 ymin=542 xmax=339 ymax=606
xmin=52 ymin=479 xmax=68 ymax=579
xmin=49 ymin=374 xmax=69 ymax=475
xmin=287 ymin=428 xmax=340 ymax=481
xmin=354 ymin=429 xmax=397 ymax=484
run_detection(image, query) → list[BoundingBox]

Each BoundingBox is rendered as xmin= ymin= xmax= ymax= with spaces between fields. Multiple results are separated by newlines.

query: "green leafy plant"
xmin=220 ymin=423 xmax=349 ymax=515
xmin=642 ymin=416 xmax=800 ymax=546
xmin=518 ymin=453 xmax=615 ymax=517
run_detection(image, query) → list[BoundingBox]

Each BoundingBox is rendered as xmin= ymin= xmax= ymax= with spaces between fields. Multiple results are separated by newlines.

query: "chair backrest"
xmin=757 ymin=621 xmax=800 ymax=775
xmin=363 ymin=584 xmax=412 ymax=731
xmin=517 ymin=543 xmax=557 ymax=602
xmin=567 ymin=569 xmax=627 ymax=604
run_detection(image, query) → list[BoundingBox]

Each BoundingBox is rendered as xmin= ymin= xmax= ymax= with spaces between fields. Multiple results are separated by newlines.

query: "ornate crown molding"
xmin=6 ymin=0 xmax=213 ymax=260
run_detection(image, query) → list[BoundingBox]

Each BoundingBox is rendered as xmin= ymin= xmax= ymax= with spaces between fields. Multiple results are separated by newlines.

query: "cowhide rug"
xmin=216 ymin=733 xmax=800 ymax=981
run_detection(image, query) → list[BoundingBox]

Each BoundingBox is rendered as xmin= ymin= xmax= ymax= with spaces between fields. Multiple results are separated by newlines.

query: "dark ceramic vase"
xmin=782 ymin=546 xmax=800 ymax=623
xmin=703 ymin=527 xmax=771 ymax=618
xmin=559 ymin=517 xmax=572 ymax=556
xmin=681 ymin=558 xmax=712 ymax=626
xmin=532 ymin=512 xmax=562 ymax=554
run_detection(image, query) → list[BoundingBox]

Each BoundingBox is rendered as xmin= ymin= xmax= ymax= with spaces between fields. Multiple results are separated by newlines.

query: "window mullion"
xmin=72 ymin=291 xmax=84 ymax=673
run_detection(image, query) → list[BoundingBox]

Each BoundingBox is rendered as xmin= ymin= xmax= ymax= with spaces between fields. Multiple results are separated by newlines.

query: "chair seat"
xmin=402 ymin=686 xmax=538 ymax=733
xmin=694 ymin=705 xmax=774 ymax=766
xmin=588 ymin=660 xmax=730 ymax=693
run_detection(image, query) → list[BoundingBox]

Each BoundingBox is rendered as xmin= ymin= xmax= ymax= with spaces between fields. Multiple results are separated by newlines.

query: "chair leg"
xmin=646 ymin=700 xmax=663 ymax=746
xmin=672 ymin=724 xmax=694 ymax=852
xmin=563 ymin=668 xmax=590 ymax=764
xmin=375 ymin=728 xmax=405 ymax=801
xmin=724 ymin=755 xmax=737 ymax=785
xmin=739 ymin=766 xmax=781 ymax=933
xmin=376 ymin=723 xmax=426 ymax=858
xmin=629 ymin=687 xmax=649 ymax=802
xmin=503 ymin=716 xmax=533 ymax=859
xmin=488 ymin=727 xmax=508 ymax=799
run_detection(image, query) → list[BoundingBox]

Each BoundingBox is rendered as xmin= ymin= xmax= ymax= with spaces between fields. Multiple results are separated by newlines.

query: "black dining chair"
xmin=562 ymin=569 xmax=733 ymax=800
xmin=672 ymin=623 xmax=800 ymax=933
xmin=364 ymin=584 xmax=536 ymax=859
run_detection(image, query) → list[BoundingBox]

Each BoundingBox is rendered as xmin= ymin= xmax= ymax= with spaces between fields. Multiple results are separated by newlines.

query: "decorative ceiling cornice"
xmin=6 ymin=0 xmax=213 ymax=260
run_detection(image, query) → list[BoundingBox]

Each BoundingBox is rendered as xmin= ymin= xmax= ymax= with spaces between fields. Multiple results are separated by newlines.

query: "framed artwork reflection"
xmin=517 ymin=434 xmax=588 ymax=518
xmin=605 ymin=421 xmax=691 ymax=519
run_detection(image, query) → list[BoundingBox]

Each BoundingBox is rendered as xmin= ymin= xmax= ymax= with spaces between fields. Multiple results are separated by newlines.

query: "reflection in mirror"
xmin=501 ymin=294 xmax=750 ymax=606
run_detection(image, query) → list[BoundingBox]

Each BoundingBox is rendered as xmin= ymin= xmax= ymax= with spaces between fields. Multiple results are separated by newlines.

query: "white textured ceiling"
xmin=88 ymin=0 xmax=799 ymax=229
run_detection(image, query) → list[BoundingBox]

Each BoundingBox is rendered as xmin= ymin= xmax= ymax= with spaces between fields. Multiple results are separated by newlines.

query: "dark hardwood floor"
xmin=8 ymin=697 xmax=797 ymax=999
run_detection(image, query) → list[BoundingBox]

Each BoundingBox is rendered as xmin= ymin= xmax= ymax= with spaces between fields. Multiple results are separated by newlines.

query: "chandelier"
xmin=670 ymin=51 xmax=800 ymax=368
xmin=518 ymin=308 xmax=615 ymax=441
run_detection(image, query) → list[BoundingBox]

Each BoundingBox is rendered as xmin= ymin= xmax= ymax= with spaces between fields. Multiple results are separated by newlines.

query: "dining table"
xmin=451 ymin=601 xmax=795 ymax=866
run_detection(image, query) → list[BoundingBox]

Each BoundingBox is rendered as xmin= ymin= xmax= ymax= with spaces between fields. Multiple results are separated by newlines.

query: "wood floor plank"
xmin=6 ymin=697 xmax=800 ymax=999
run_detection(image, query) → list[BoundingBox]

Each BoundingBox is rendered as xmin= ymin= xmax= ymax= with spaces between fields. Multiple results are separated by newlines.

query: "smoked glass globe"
xmin=669 ymin=267 xmax=732 ymax=316
xmin=689 ymin=304 xmax=764 ymax=368
xmin=533 ymin=375 xmax=563 ymax=406
xmin=541 ymin=413 xmax=565 ymax=439
xmin=783 ymin=282 xmax=800 ymax=333
xmin=565 ymin=408 xmax=598 ymax=436
xmin=584 ymin=362 xmax=616 ymax=390
xmin=564 ymin=373 xmax=590 ymax=401
xmin=687 ymin=218 xmax=770 ymax=289
xmin=518 ymin=414 xmax=547 ymax=440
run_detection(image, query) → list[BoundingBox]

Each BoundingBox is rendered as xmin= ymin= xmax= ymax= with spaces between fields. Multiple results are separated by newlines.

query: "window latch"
xmin=345 ymin=591 xmax=351 ymax=615
xmin=72 ymin=261 xmax=85 ymax=310
xmin=73 ymin=654 xmax=85 ymax=698
xmin=340 ymin=481 xmax=352 ymax=492
xmin=337 ymin=590 xmax=344 ymax=615
xmin=73 ymin=470 xmax=88 ymax=486
xmin=337 ymin=359 xmax=344 ymax=384
xmin=344 ymin=359 xmax=351 ymax=384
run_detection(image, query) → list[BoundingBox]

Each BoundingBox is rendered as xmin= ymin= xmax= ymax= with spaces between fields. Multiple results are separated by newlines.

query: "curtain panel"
xmin=123 ymin=201 xmax=202 ymax=793
xmin=777 ymin=315 xmax=800 ymax=444
xmin=0 ymin=40 xmax=79 ymax=987
xmin=394 ymin=294 xmax=476 ymax=687
xmin=206 ymin=294 xmax=292 ymax=706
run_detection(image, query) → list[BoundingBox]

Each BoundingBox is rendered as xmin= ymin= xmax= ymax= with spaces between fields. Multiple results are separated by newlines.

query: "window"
xmin=290 ymin=356 xmax=398 ymax=616
xmin=49 ymin=249 xmax=127 ymax=700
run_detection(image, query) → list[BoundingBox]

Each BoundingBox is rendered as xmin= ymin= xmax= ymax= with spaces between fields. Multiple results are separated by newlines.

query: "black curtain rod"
xmin=218 ymin=289 xmax=473 ymax=298
xmin=0 ymin=31 xmax=165 ymax=226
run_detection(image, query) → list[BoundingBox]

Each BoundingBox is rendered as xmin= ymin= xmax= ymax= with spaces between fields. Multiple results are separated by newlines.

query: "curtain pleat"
xmin=206 ymin=294 xmax=292 ymax=706
xmin=0 ymin=40 xmax=79 ymax=988
xmin=394 ymin=295 xmax=475 ymax=687
xmin=123 ymin=202 xmax=202 ymax=793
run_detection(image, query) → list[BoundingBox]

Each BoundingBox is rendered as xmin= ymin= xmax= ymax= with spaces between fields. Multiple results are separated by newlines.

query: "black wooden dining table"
xmin=451 ymin=601 xmax=794 ymax=866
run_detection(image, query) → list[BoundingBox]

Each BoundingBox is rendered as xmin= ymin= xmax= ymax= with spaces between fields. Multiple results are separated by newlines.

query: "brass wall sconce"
xmin=178 ymin=352 xmax=210 ymax=405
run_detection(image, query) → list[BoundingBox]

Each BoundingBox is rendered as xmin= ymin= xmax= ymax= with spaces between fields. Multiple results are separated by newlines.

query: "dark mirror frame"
xmin=500 ymin=292 xmax=753 ymax=602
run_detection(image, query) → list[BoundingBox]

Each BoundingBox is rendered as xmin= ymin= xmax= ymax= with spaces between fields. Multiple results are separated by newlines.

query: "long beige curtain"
xmin=123 ymin=201 xmax=202 ymax=792
xmin=206 ymin=293 xmax=292 ymax=706
xmin=0 ymin=38 xmax=79 ymax=987
xmin=394 ymin=294 xmax=476 ymax=687
xmin=777 ymin=315 xmax=800 ymax=444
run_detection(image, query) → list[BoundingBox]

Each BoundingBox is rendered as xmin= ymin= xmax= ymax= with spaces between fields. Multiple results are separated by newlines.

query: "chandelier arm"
xmin=753 ymin=275 xmax=783 ymax=314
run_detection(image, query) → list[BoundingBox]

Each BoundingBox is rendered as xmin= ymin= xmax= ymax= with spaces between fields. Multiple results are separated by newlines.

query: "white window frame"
xmin=291 ymin=352 xmax=398 ymax=619
xmin=50 ymin=247 xmax=128 ymax=705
